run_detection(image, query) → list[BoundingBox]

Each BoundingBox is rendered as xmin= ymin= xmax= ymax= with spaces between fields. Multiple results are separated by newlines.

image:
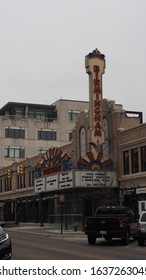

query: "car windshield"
xmin=141 ymin=212 xmax=146 ymax=222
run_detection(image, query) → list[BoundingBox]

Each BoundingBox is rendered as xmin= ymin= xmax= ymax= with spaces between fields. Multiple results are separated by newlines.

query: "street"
xmin=6 ymin=229 xmax=146 ymax=260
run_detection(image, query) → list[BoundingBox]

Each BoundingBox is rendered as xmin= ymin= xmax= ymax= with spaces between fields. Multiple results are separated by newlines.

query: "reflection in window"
xmin=123 ymin=150 xmax=129 ymax=175
xmin=131 ymin=148 xmax=139 ymax=173
xmin=80 ymin=127 xmax=86 ymax=157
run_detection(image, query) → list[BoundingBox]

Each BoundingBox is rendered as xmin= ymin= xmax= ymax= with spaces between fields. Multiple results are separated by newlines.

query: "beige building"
xmin=0 ymin=99 xmax=88 ymax=168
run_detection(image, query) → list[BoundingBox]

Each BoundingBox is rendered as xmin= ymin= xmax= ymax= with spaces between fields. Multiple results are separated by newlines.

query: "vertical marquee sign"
xmin=85 ymin=48 xmax=105 ymax=145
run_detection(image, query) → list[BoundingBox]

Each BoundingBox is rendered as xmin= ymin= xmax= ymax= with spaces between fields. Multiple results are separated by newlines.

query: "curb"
xmin=5 ymin=225 xmax=86 ymax=238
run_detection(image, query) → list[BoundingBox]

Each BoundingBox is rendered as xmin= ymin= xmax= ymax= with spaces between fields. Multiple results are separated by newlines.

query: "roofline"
xmin=52 ymin=98 xmax=89 ymax=104
xmin=0 ymin=101 xmax=56 ymax=115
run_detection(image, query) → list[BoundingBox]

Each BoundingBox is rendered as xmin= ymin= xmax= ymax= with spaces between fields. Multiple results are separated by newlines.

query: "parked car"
xmin=83 ymin=206 xmax=138 ymax=245
xmin=0 ymin=224 xmax=12 ymax=259
xmin=137 ymin=211 xmax=146 ymax=246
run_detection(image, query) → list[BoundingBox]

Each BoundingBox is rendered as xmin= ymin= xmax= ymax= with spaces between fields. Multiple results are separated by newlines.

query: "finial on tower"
xmin=86 ymin=48 xmax=105 ymax=59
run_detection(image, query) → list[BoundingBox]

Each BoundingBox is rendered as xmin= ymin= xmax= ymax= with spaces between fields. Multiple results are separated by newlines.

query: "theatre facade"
xmin=0 ymin=48 xmax=144 ymax=228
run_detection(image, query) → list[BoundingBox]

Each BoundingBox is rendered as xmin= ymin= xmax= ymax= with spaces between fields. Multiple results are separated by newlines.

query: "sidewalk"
xmin=4 ymin=223 xmax=86 ymax=238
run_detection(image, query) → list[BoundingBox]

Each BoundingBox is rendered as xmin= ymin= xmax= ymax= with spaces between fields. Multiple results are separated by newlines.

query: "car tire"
xmin=138 ymin=239 xmax=144 ymax=246
xmin=88 ymin=235 xmax=96 ymax=245
xmin=121 ymin=230 xmax=129 ymax=245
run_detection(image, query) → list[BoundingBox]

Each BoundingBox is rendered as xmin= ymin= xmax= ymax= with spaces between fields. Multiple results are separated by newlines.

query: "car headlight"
xmin=0 ymin=232 xmax=9 ymax=243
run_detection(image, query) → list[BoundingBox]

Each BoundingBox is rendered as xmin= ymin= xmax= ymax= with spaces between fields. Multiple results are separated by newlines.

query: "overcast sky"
xmin=0 ymin=0 xmax=146 ymax=120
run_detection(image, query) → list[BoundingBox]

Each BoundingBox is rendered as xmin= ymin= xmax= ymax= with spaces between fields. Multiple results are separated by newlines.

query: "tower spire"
xmin=85 ymin=48 xmax=106 ymax=146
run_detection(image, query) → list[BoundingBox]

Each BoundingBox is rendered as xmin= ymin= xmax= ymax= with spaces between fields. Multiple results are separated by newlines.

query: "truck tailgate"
xmin=85 ymin=215 xmax=123 ymax=231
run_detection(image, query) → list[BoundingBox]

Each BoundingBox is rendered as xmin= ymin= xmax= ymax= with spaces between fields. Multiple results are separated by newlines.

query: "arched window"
xmin=103 ymin=118 xmax=109 ymax=139
xmin=80 ymin=127 xmax=86 ymax=157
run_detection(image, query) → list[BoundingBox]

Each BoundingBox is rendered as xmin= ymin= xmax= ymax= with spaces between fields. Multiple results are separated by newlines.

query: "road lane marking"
xmin=48 ymin=246 xmax=113 ymax=260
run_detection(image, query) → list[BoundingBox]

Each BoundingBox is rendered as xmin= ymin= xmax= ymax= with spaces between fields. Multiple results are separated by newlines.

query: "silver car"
xmin=137 ymin=211 xmax=146 ymax=246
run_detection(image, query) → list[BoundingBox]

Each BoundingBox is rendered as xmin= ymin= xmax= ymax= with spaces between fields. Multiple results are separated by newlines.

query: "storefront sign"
xmin=59 ymin=171 xmax=73 ymax=188
xmin=46 ymin=174 xmax=58 ymax=191
xmin=123 ymin=189 xmax=136 ymax=195
xmin=136 ymin=187 xmax=146 ymax=194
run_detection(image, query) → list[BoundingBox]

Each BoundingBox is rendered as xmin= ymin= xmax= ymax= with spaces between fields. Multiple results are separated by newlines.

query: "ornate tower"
xmin=85 ymin=48 xmax=106 ymax=146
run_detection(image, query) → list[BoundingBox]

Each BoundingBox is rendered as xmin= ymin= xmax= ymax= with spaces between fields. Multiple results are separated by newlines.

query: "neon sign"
xmin=93 ymin=65 xmax=102 ymax=137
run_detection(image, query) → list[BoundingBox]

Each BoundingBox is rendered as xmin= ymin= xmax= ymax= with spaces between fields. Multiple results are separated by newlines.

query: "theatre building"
xmin=0 ymin=48 xmax=143 ymax=228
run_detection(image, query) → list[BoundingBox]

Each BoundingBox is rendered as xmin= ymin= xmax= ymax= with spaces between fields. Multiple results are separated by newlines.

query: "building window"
xmin=5 ymin=127 xmax=25 ymax=139
xmin=69 ymin=131 xmax=73 ymax=142
xmin=38 ymin=129 xmax=57 ymax=140
xmin=3 ymin=178 xmax=12 ymax=192
xmin=17 ymin=174 xmax=26 ymax=189
xmin=28 ymin=171 xmax=34 ymax=188
xmin=7 ymin=179 xmax=12 ymax=191
xmin=4 ymin=179 xmax=7 ymax=192
xmin=15 ymin=109 xmax=25 ymax=118
xmin=28 ymin=110 xmax=35 ymax=119
xmin=123 ymin=150 xmax=130 ymax=175
xmin=28 ymin=110 xmax=46 ymax=121
xmin=69 ymin=111 xmax=79 ymax=121
xmin=5 ymin=147 xmax=25 ymax=158
xmin=141 ymin=146 xmax=146 ymax=172
xmin=80 ymin=127 xmax=86 ymax=157
xmin=36 ymin=111 xmax=46 ymax=121
xmin=103 ymin=118 xmax=109 ymax=139
xmin=0 ymin=180 xmax=2 ymax=193
xmin=131 ymin=148 xmax=139 ymax=173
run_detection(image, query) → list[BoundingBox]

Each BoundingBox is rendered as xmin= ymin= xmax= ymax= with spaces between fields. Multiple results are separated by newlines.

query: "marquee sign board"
xmin=35 ymin=178 xmax=45 ymax=193
xmin=59 ymin=171 xmax=73 ymax=188
xmin=75 ymin=170 xmax=116 ymax=188
xmin=46 ymin=174 xmax=58 ymax=191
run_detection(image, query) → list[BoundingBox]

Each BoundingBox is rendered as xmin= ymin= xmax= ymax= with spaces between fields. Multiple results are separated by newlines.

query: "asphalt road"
xmin=6 ymin=229 xmax=146 ymax=260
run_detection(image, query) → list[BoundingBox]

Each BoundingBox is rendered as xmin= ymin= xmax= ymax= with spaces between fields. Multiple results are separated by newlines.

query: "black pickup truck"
xmin=84 ymin=206 xmax=138 ymax=245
